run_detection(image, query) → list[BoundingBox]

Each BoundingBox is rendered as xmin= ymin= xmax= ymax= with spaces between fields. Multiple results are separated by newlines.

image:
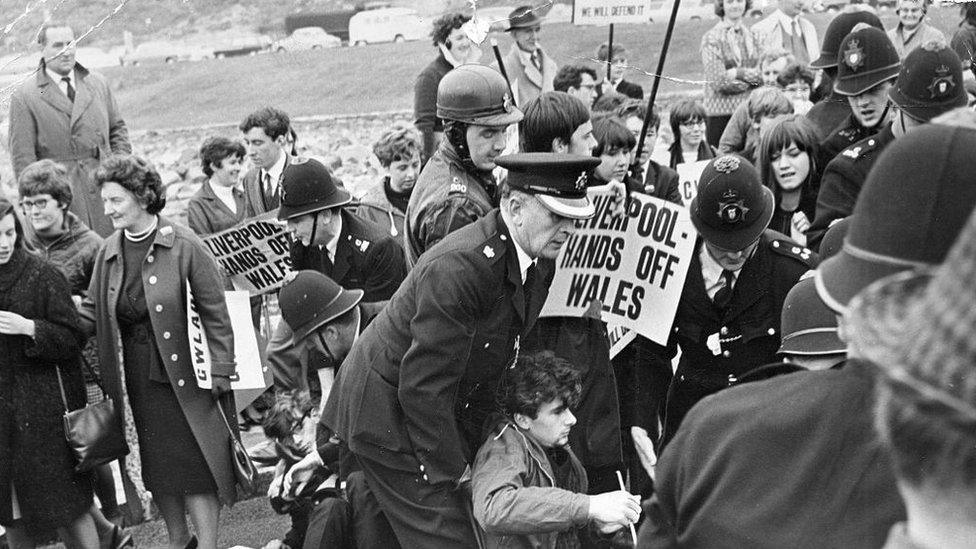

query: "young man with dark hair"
xmin=239 ymin=106 xmax=294 ymax=216
xmin=472 ymin=351 xmax=640 ymax=548
xmin=553 ymin=64 xmax=599 ymax=109
xmin=354 ymin=123 xmax=423 ymax=237
xmin=415 ymin=12 xmax=478 ymax=159
xmin=9 ymin=21 xmax=131 ymax=238
xmin=519 ymin=91 xmax=595 ymax=154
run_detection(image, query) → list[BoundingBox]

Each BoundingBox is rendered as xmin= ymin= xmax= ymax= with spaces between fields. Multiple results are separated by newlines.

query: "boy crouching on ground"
xmin=472 ymin=351 xmax=641 ymax=548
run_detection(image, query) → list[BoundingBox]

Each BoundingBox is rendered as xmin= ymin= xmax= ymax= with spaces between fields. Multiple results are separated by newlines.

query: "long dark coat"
xmin=0 ymin=249 xmax=90 ymax=533
xmin=8 ymin=61 xmax=130 ymax=238
xmin=324 ymin=210 xmax=553 ymax=486
xmin=186 ymin=179 xmax=247 ymax=236
xmin=80 ymin=217 xmax=238 ymax=513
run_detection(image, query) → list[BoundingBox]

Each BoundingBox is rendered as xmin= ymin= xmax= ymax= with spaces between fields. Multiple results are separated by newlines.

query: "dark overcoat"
xmin=8 ymin=61 xmax=131 ymax=238
xmin=186 ymin=179 xmax=247 ymax=236
xmin=324 ymin=210 xmax=553 ymax=486
xmin=80 ymin=217 xmax=238 ymax=511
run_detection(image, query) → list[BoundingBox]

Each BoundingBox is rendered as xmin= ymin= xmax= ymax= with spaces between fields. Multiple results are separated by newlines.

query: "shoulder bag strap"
xmin=55 ymin=366 xmax=70 ymax=412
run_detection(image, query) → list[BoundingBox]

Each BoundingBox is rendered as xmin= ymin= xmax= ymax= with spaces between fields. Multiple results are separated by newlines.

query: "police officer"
xmin=806 ymin=11 xmax=885 ymax=139
xmin=404 ymin=64 xmax=523 ymax=267
xmin=661 ymin=155 xmax=815 ymax=446
xmin=322 ymin=153 xmax=600 ymax=548
xmin=266 ymin=158 xmax=407 ymax=393
xmin=817 ymin=25 xmax=900 ymax=168
xmin=806 ymin=40 xmax=967 ymax=250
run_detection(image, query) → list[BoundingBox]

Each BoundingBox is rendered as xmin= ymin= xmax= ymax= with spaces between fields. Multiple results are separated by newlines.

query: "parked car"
xmin=213 ymin=35 xmax=272 ymax=58
xmin=349 ymin=7 xmax=428 ymax=45
xmin=284 ymin=2 xmax=391 ymax=43
xmin=121 ymin=41 xmax=210 ymax=66
xmin=274 ymin=27 xmax=342 ymax=52
xmin=648 ymin=0 xmax=717 ymax=22
xmin=75 ymin=46 xmax=121 ymax=68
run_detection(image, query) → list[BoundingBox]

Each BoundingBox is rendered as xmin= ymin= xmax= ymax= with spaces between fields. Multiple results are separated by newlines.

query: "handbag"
xmin=56 ymin=366 xmax=130 ymax=473
xmin=218 ymin=400 xmax=258 ymax=495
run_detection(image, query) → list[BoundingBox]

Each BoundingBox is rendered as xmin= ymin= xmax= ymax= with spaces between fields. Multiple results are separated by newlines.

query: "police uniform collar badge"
xmin=927 ymin=65 xmax=955 ymax=99
xmin=844 ymin=39 xmax=864 ymax=71
xmin=718 ymin=188 xmax=749 ymax=224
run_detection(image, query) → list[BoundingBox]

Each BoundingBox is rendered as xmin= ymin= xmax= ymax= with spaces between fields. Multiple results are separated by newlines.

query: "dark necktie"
xmin=531 ymin=50 xmax=542 ymax=72
xmin=321 ymin=248 xmax=334 ymax=276
xmin=523 ymin=262 xmax=538 ymax=316
xmin=791 ymin=21 xmax=809 ymax=65
xmin=712 ymin=269 xmax=736 ymax=311
xmin=62 ymin=76 xmax=75 ymax=102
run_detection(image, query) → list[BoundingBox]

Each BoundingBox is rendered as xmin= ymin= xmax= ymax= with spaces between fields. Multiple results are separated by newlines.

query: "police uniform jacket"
xmin=290 ymin=209 xmax=406 ymax=305
xmin=662 ymin=230 xmax=815 ymax=440
xmin=805 ymin=92 xmax=853 ymax=140
xmin=817 ymin=113 xmax=881 ymax=169
xmin=806 ymin=124 xmax=895 ymax=251
xmin=323 ymin=210 xmax=554 ymax=486
xmin=404 ymin=139 xmax=497 ymax=267
xmin=640 ymin=361 xmax=906 ymax=548
xmin=8 ymin=61 xmax=131 ymax=238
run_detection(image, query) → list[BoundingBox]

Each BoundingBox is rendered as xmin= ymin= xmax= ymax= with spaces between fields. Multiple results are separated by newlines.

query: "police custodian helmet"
xmin=834 ymin=25 xmax=900 ymax=96
xmin=690 ymin=155 xmax=774 ymax=251
xmin=279 ymin=270 xmax=363 ymax=343
xmin=888 ymin=40 xmax=968 ymax=122
xmin=436 ymin=65 xmax=524 ymax=127
xmin=277 ymin=158 xmax=352 ymax=221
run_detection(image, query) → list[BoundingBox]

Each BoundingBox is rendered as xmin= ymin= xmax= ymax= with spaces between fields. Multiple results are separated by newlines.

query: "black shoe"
xmin=110 ymin=525 xmax=135 ymax=549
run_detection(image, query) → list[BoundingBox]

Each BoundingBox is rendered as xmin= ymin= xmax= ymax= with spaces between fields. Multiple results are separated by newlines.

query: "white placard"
xmin=541 ymin=187 xmax=697 ymax=345
xmin=676 ymin=160 xmax=709 ymax=205
xmin=189 ymin=286 xmax=266 ymax=390
xmin=573 ymin=0 xmax=654 ymax=25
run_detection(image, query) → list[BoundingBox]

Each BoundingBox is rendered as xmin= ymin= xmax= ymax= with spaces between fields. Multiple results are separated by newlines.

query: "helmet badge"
xmin=713 ymin=156 xmax=740 ymax=174
xmin=503 ymin=93 xmax=514 ymax=113
xmin=844 ymin=39 xmax=864 ymax=72
xmin=927 ymin=64 xmax=956 ymax=99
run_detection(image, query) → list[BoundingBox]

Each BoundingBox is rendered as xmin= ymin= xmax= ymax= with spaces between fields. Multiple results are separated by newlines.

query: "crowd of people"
xmin=2 ymin=1 xmax=976 ymax=549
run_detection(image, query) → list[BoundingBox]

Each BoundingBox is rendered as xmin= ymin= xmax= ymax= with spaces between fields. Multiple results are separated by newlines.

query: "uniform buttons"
xmin=484 ymin=342 xmax=490 ymax=348
xmin=422 ymin=474 xmax=429 ymax=481
xmin=155 ymin=304 xmax=163 ymax=312
xmin=419 ymin=464 xmax=425 ymax=472
xmin=500 ymin=234 xmax=507 ymax=241
xmin=868 ymin=139 xmax=875 ymax=146
xmin=170 ymin=353 xmax=178 ymax=361
xmin=722 ymin=350 xmax=731 ymax=358
xmin=147 ymin=255 xmax=154 ymax=263
xmin=163 ymin=331 xmax=171 ymax=339
xmin=148 ymin=275 xmax=158 ymax=284
xmin=177 ymin=379 xmax=185 ymax=387
xmin=720 ymin=326 xmax=728 ymax=336
xmin=767 ymin=328 xmax=775 ymax=336
xmin=773 ymin=241 xmax=780 ymax=248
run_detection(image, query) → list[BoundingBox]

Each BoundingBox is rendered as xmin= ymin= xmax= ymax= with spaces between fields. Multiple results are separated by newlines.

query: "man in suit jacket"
xmin=240 ymin=106 xmax=294 ymax=217
xmin=322 ymin=154 xmax=600 ymax=548
xmin=8 ymin=22 xmax=130 ymax=238
xmin=497 ymin=6 xmax=558 ymax=107
xmin=750 ymin=0 xmax=819 ymax=67
xmin=268 ymin=159 xmax=406 ymax=395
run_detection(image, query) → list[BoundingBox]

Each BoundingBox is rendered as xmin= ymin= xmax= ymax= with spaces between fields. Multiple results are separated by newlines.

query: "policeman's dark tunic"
xmin=661 ymin=231 xmax=814 ymax=445
xmin=806 ymin=124 xmax=895 ymax=251
xmin=817 ymin=113 xmax=882 ymax=170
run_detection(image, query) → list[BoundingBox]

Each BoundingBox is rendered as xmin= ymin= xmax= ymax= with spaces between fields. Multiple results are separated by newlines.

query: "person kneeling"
xmin=472 ymin=351 xmax=640 ymax=547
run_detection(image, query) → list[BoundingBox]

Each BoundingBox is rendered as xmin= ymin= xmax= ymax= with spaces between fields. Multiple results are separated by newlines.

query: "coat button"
xmin=177 ymin=379 xmax=185 ymax=387
xmin=720 ymin=326 xmax=728 ymax=336
xmin=419 ymin=464 xmax=425 ymax=472
xmin=147 ymin=255 xmax=154 ymax=263
xmin=767 ymin=328 xmax=775 ymax=336
xmin=722 ymin=350 xmax=731 ymax=358
xmin=422 ymin=474 xmax=429 ymax=482
xmin=155 ymin=304 xmax=163 ymax=312
xmin=163 ymin=331 xmax=171 ymax=339
xmin=149 ymin=275 xmax=158 ymax=284
xmin=773 ymin=241 xmax=780 ymax=248
xmin=484 ymin=342 xmax=490 ymax=348
xmin=500 ymin=234 xmax=507 ymax=240
xmin=171 ymin=353 xmax=178 ymax=361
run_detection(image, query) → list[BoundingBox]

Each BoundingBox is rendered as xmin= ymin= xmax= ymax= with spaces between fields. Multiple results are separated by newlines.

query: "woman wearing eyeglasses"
xmin=667 ymin=99 xmax=718 ymax=170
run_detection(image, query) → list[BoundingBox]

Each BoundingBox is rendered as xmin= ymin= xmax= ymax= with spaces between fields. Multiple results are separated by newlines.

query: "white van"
xmin=348 ymin=7 xmax=428 ymax=45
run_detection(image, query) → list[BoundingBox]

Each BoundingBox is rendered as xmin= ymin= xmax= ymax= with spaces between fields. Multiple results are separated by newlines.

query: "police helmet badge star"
xmin=718 ymin=188 xmax=750 ymax=224
xmin=503 ymin=93 xmax=514 ymax=113
xmin=844 ymin=39 xmax=864 ymax=72
xmin=927 ymin=64 xmax=956 ymax=99
xmin=574 ymin=171 xmax=587 ymax=192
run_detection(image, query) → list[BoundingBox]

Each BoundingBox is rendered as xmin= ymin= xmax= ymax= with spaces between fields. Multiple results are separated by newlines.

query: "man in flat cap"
xmin=323 ymin=153 xmax=600 ymax=547
xmin=660 ymin=155 xmax=815 ymax=445
xmin=266 ymin=158 xmax=406 ymax=395
xmin=404 ymin=64 xmax=523 ymax=267
xmin=496 ymin=5 xmax=558 ymax=106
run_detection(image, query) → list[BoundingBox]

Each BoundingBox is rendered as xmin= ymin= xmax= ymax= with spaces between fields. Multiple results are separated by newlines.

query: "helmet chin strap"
xmin=309 ymin=214 xmax=319 ymax=247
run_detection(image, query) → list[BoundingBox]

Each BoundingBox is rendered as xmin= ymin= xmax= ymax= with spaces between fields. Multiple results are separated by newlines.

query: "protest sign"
xmin=541 ymin=187 xmax=697 ymax=345
xmin=608 ymin=324 xmax=638 ymax=359
xmin=202 ymin=212 xmax=293 ymax=296
xmin=573 ymin=0 xmax=653 ymax=25
xmin=188 ymin=286 xmax=268 ymax=391
xmin=676 ymin=160 xmax=709 ymax=205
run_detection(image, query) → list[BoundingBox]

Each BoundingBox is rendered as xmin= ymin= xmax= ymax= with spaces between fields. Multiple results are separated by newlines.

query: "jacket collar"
xmin=104 ymin=215 xmax=175 ymax=261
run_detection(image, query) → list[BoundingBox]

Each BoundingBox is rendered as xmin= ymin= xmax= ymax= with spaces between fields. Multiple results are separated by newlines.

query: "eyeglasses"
xmin=21 ymin=198 xmax=50 ymax=212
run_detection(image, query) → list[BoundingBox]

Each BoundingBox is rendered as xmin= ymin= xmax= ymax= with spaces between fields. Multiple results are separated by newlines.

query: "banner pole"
xmin=635 ymin=0 xmax=683 ymax=167
xmin=606 ymin=23 xmax=614 ymax=84
xmin=491 ymin=37 xmax=517 ymax=108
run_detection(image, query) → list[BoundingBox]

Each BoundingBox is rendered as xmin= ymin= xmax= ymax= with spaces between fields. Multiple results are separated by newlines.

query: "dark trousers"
xmin=353 ymin=453 xmax=478 ymax=548
xmin=661 ymin=368 xmax=731 ymax=449
xmin=706 ymin=115 xmax=732 ymax=149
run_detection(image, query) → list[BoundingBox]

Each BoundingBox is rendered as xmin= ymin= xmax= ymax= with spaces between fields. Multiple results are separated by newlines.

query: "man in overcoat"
xmin=322 ymin=153 xmax=601 ymax=548
xmin=8 ymin=22 xmax=130 ymax=238
xmin=497 ymin=6 xmax=558 ymax=107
